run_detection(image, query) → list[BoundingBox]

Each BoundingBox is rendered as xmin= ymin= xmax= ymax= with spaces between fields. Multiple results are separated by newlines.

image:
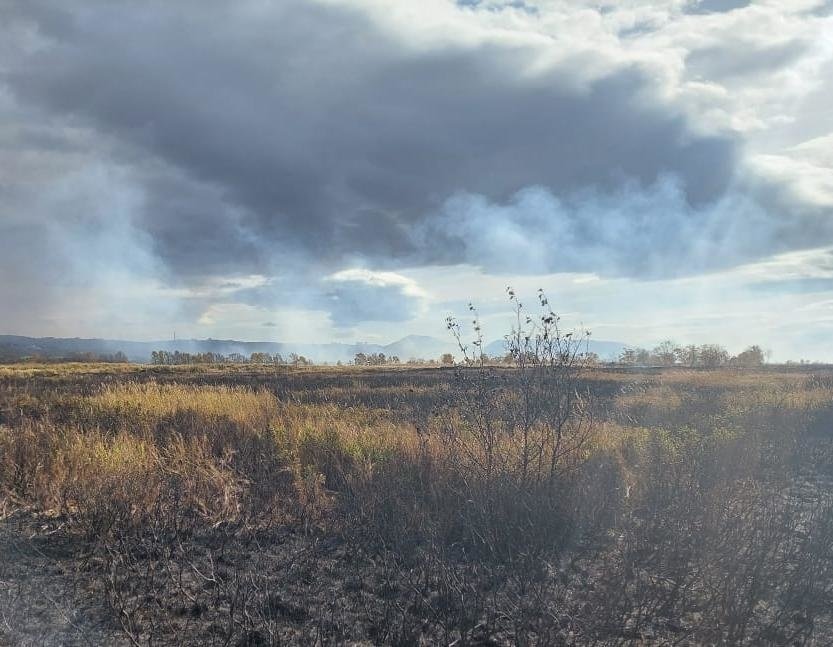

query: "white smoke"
xmin=419 ymin=174 xmax=792 ymax=278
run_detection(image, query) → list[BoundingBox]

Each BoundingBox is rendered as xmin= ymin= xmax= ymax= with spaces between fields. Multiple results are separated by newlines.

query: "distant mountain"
xmin=384 ymin=335 xmax=457 ymax=361
xmin=0 ymin=334 xmax=626 ymax=364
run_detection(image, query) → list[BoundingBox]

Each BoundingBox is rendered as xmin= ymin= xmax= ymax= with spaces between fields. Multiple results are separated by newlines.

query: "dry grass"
xmin=87 ymin=382 xmax=280 ymax=430
xmin=1 ymin=363 xmax=832 ymax=645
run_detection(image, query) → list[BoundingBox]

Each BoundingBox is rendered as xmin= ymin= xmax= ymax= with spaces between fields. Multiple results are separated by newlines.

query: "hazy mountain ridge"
xmin=0 ymin=334 xmax=627 ymax=364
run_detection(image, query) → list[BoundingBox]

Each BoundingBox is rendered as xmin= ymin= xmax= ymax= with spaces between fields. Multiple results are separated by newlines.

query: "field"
xmin=1 ymin=362 xmax=833 ymax=646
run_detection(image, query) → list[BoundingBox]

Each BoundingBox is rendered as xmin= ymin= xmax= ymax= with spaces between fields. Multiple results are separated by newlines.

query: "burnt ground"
xmin=0 ymin=510 xmax=121 ymax=646
xmin=0 ymin=509 xmax=446 ymax=647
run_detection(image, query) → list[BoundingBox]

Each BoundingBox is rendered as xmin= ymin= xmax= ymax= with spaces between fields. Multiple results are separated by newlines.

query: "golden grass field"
xmin=1 ymin=362 xmax=832 ymax=645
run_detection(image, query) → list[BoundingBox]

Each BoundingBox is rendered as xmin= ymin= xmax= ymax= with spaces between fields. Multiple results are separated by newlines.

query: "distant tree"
xmin=354 ymin=352 xmax=367 ymax=366
xmin=698 ymin=344 xmax=729 ymax=368
xmin=152 ymin=350 xmax=177 ymax=364
xmin=635 ymin=348 xmax=651 ymax=365
xmin=653 ymin=340 xmax=679 ymax=366
xmin=619 ymin=347 xmax=652 ymax=365
xmin=582 ymin=351 xmax=600 ymax=366
xmin=618 ymin=348 xmax=638 ymax=365
xmin=676 ymin=344 xmax=699 ymax=367
xmin=440 ymin=352 xmax=454 ymax=366
xmin=733 ymin=345 xmax=765 ymax=368
xmin=289 ymin=353 xmax=311 ymax=366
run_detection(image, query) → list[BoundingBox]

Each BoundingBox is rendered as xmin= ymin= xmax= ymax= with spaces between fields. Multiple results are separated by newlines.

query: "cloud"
xmin=324 ymin=269 xmax=427 ymax=327
xmin=0 ymin=0 xmax=831 ymax=338
xmin=685 ymin=39 xmax=808 ymax=83
xmin=748 ymin=277 xmax=833 ymax=294
xmin=684 ymin=0 xmax=750 ymax=15
xmin=2 ymin=0 xmax=742 ymax=280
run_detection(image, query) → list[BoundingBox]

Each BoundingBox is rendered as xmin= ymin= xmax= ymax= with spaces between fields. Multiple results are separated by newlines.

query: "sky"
xmin=1 ymin=0 xmax=832 ymax=361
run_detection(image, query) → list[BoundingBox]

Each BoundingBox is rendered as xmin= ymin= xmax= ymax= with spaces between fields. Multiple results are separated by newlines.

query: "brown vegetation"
xmin=1 ymin=359 xmax=832 ymax=645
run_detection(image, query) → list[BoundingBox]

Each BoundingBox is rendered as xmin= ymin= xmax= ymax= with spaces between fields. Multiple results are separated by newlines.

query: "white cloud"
xmin=327 ymin=269 xmax=426 ymax=297
xmin=750 ymin=153 xmax=833 ymax=206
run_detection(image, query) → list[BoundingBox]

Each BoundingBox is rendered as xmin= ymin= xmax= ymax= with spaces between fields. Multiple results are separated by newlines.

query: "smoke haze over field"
xmin=1 ymin=1 xmax=832 ymax=359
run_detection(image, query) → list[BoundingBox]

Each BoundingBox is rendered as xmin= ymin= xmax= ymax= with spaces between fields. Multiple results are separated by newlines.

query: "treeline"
xmin=352 ymin=352 xmax=401 ymax=366
xmin=618 ymin=342 xmax=768 ymax=368
xmin=141 ymin=343 xmax=773 ymax=368
xmin=150 ymin=350 xmax=313 ymax=366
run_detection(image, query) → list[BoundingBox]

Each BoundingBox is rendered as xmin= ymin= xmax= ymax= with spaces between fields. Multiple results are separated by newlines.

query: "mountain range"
xmin=0 ymin=334 xmax=627 ymax=364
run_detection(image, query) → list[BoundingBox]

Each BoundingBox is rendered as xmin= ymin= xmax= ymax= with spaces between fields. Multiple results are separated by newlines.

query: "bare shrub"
xmin=431 ymin=289 xmax=596 ymax=559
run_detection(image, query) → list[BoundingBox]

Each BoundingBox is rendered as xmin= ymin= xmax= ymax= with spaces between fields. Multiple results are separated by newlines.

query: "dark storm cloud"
xmin=136 ymin=169 xmax=267 ymax=280
xmin=2 ymin=0 xmax=746 ymax=283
